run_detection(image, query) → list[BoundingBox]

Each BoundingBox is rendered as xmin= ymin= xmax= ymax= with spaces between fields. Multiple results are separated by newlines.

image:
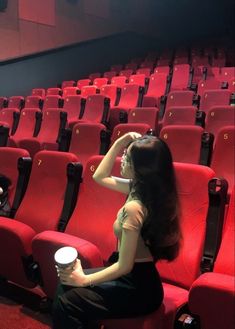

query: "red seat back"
xmin=69 ymin=122 xmax=106 ymax=168
xmin=170 ymin=64 xmax=191 ymax=90
xmin=214 ymin=187 xmax=235 ymax=276
xmin=205 ymin=106 xmax=235 ymax=139
xmin=165 ymin=91 xmax=195 ymax=111
xmin=100 ymin=84 xmax=119 ymax=107
xmin=157 ymin=163 xmax=215 ymax=289
xmin=62 ymin=87 xmax=79 ymax=98
xmin=128 ymin=107 xmax=159 ymax=132
xmin=25 ymin=96 xmax=43 ymax=109
xmin=8 ymin=96 xmax=24 ymax=110
xmin=160 ymin=125 xmax=204 ymax=164
xmin=77 ymin=78 xmax=91 ymax=89
xmin=81 ymin=95 xmax=109 ymax=124
xmin=43 ymin=95 xmax=63 ymax=111
xmin=65 ymin=156 xmax=126 ymax=260
xmin=111 ymin=76 xmax=128 ymax=88
xmin=80 ymin=85 xmax=98 ymax=98
xmin=162 ymin=106 xmax=197 ymax=127
xmin=200 ymin=90 xmax=231 ymax=114
xmin=63 ymin=95 xmax=83 ymax=121
xmin=0 ymin=108 xmax=20 ymax=134
xmin=93 ymin=78 xmax=109 ymax=89
xmin=0 ymin=147 xmax=30 ymax=206
xmin=15 ymin=151 xmax=79 ymax=233
xmin=210 ymin=126 xmax=235 ymax=195
xmin=117 ymin=84 xmax=142 ymax=108
xmin=9 ymin=108 xmax=40 ymax=142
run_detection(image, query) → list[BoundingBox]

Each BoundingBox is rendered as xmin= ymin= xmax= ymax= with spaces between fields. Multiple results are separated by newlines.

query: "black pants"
xmin=52 ymin=262 xmax=163 ymax=329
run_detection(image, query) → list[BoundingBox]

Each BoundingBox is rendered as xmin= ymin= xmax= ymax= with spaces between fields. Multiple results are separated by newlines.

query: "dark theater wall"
xmin=1 ymin=0 xmax=233 ymax=61
xmin=0 ymin=0 xmax=234 ymax=96
xmin=0 ymin=0 xmax=128 ymax=61
xmin=0 ymin=32 xmax=155 ymax=97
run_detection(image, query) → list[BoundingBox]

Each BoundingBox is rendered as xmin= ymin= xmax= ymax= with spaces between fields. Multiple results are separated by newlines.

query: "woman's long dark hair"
xmin=129 ymin=135 xmax=182 ymax=262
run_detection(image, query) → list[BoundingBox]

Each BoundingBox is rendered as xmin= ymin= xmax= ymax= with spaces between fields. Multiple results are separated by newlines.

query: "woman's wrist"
xmin=82 ymin=275 xmax=94 ymax=287
xmin=113 ymin=139 xmax=126 ymax=150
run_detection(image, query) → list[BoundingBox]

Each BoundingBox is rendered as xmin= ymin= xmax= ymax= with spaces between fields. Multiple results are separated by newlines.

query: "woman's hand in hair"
xmin=115 ymin=132 xmax=142 ymax=148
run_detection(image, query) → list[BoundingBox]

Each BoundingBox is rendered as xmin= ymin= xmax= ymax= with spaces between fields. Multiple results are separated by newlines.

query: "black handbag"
xmin=0 ymin=175 xmax=11 ymax=217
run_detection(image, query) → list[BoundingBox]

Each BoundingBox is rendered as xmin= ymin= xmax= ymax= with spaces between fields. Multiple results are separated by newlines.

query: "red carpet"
xmin=0 ymin=281 xmax=52 ymax=329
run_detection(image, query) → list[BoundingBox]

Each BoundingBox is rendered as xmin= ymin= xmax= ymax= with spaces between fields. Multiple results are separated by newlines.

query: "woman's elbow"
xmin=118 ymin=262 xmax=134 ymax=276
xmin=92 ymin=173 xmax=100 ymax=183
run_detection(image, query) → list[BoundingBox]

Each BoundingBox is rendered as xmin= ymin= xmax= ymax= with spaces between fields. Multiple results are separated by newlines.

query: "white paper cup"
xmin=54 ymin=246 xmax=78 ymax=269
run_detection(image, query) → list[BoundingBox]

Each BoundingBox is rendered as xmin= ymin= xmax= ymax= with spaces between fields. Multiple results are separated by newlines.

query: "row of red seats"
xmin=0 ymin=147 xmax=233 ymax=329
xmin=0 ymin=63 xmax=234 ymax=111
xmin=1 ymin=109 xmax=234 ymax=196
xmin=1 ymin=89 xmax=234 ymax=136
xmin=1 ymin=96 xmax=233 ymax=145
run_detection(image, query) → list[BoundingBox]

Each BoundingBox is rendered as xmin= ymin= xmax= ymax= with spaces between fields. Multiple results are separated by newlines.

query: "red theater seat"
xmin=228 ymin=77 xmax=235 ymax=92
xmin=200 ymin=90 xmax=231 ymax=115
xmin=136 ymin=67 xmax=152 ymax=77
xmin=46 ymin=88 xmax=62 ymax=96
xmin=62 ymin=87 xmax=80 ymax=97
xmin=189 ymin=186 xmax=235 ymax=329
xmin=32 ymin=156 xmax=126 ymax=298
xmin=109 ymin=84 xmax=144 ymax=130
xmin=8 ymin=109 xmax=42 ymax=147
xmin=99 ymin=163 xmax=215 ymax=329
xmin=31 ymin=88 xmax=46 ymax=98
xmin=43 ymin=95 xmax=63 ymax=111
xmin=8 ymin=96 xmax=24 ymax=110
xmin=154 ymin=66 xmax=170 ymax=75
xmin=79 ymin=95 xmax=110 ymax=126
xmin=0 ymin=151 xmax=81 ymax=289
xmin=93 ymin=77 xmax=109 ymax=89
xmin=119 ymin=69 xmax=134 ymax=78
xmin=160 ymin=125 xmax=204 ymax=164
xmin=0 ymin=108 xmax=20 ymax=135
xmin=80 ymin=85 xmax=98 ymax=98
xmin=129 ymin=74 xmax=149 ymax=88
xmin=24 ymin=96 xmax=43 ymax=109
xmin=161 ymin=106 xmax=197 ymax=127
xmin=111 ymin=76 xmax=128 ymax=88
xmin=128 ymin=107 xmax=159 ymax=133
xmin=77 ymin=79 xmax=92 ymax=89
xmin=142 ymin=72 xmax=169 ymax=108
xmin=63 ymin=95 xmax=85 ymax=128
xmin=170 ymin=64 xmax=192 ymax=90
xmin=68 ymin=122 xmax=108 ymax=168
xmin=205 ymin=106 xmax=235 ymax=140
xmin=125 ymin=62 xmax=138 ymax=70
xmin=210 ymin=126 xmax=235 ymax=195
xmin=197 ymin=78 xmax=224 ymax=97
xmin=61 ymin=80 xmax=76 ymax=89
xmin=100 ymin=85 xmax=120 ymax=107
xmin=220 ymin=67 xmax=235 ymax=81
xmin=0 ymin=147 xmax=31 ymax=215
xmin=165 ymin=91 xmax=196 ymax=111
xmin=89 ymin=72 xmax=101 ymax=81
xmin=103 ymin=71 xmax=117 ymax=82
xmin=18 ymin=109 xmax=67 ymax=157
xmin=139 ymin=61 xmax=155 ymax=70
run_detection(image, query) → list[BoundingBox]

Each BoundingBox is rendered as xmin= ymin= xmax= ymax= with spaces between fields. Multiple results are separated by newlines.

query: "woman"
xmin=53 ymin=132 xmax=182 ymax=329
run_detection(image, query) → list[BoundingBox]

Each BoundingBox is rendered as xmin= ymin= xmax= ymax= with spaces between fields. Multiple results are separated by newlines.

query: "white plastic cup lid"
xmin=54 ymin=246 xmax=78 ymax=267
